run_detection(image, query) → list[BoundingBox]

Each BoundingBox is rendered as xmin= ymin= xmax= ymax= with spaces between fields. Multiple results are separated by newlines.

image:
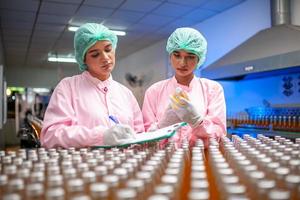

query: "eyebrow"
xmin=87 ymin=49 xmax=98 ymax=54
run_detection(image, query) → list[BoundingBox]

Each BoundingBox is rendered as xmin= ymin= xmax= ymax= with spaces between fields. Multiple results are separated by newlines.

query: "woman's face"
xmin=85 ymin=40 xmax=115 ymax=81
xmin=170 ymin=50 xmax=198 ymax=80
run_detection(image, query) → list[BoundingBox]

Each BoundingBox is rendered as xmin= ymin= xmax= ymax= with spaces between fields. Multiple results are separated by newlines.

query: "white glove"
xmin=170 ymin=89 xmax=202 ymax=127
xmin=157 ymin=105 xmax=181 ymax=129
xmin=147 ymin=122 xmax=159 ymax=132
xmin=103 ymin=124 xmax=136 ymax=145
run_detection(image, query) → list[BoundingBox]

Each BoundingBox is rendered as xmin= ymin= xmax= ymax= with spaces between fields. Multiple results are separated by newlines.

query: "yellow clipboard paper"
xmin=92 ymin=122 xmax=187 ymax=148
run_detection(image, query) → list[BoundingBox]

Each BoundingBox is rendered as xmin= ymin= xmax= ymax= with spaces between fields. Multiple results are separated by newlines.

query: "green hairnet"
xmin=74 ymin=23 xmax=118 ymax=71
xmin=166 ymin=27 xmax=207 ymax=68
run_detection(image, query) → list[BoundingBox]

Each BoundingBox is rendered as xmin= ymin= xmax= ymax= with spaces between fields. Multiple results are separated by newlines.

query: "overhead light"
xmin=6 ymin=88 xmax=12 ymax=96
xmin=110 ymin=30 xmax=126 ymax=36
xmin=32 ymin=88 xmax=51 ymax=93
xmin=48 ymin=56 xmax=76 ymax=63
xmin=68 ymin=26 xmax=79 ymax=32
xmin=68 ymin=26 xmax=126 ymax=36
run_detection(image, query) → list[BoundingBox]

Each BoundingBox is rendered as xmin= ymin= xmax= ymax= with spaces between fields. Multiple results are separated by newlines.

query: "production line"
xmin=1 ymin=132 xmax=299 ymax=200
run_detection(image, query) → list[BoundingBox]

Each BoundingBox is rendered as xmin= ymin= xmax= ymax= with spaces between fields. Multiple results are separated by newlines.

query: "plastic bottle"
xmin=116 ymin=188 xmax=137 ymax=200
xmin=67 ymin=178 xmax=85 ymax=199
xmin=102 ymin=174 xmax=120 ymax=199
xmin=268 ymin=189 xmax=291 ymax=200
xmin=89 ymin=182 xmax=109 ymax=200
xmin=46 ymin=188 xmax=65 ymax=200
xmin=126 ymin=178 xmax=145 ymax=200
xmin=7 ymin=178 xmax=25 ymax=197
xmin=285 ymin=174 xmax=300 ymax=200
xmin=25 ymin=183 xmax=44 ymax=200
xmin=256 ymin=179 xmax=276 ymax=199
xmin=188 ymin=190 xmax=209 ymax=200
xmin=154 ymin=184 xmax=174 ymax=200
xmin=0 ymin=174 xmax=8 ymax=197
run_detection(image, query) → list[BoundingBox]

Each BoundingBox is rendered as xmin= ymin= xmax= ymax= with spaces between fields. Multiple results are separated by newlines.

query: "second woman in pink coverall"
xmin=142 ymin=27 xmax=226 ymax=148
xmin=41 ymin=23 xmax=144 ymax=148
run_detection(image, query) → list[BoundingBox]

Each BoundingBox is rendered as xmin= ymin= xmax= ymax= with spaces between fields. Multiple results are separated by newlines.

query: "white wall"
xmin=194 ymin=0 xmax=270 ymax=69
xmin=6 ymin=66 xmax=79 ymax=88
xmin=114 ymin=40 xmax=168 ymax=106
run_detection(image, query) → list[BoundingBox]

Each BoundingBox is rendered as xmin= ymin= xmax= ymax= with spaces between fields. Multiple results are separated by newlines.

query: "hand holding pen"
xmin=109 ymin=115 xmax=119 ymax=124
xmin=103 ymin=115 xmax=136 ymax=145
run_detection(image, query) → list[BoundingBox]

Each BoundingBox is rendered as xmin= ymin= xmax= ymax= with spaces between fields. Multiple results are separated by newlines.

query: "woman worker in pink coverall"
xmin=41 ymin=23 xmax=144 ymax=148
xmin=142 ymin=27 xmax=226 ymax=148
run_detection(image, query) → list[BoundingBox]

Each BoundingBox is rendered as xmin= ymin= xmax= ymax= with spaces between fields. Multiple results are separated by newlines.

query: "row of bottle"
xmin=228 ymin=114 xmax=300 ymax=131
xmin=1 ymin=134 xmax=299 ymax=200
xmin=0 ymin=139 xmax=208 ymax=200
xmin=210 ymin=134 xmax=300 ymax=200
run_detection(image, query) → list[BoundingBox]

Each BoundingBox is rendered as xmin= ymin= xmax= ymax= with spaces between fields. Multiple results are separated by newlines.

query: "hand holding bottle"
xmin=170 ymin=87 xmax=203 ymax=127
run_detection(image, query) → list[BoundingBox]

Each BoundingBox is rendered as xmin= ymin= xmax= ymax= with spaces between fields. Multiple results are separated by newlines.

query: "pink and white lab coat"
xmin=41 ymin=71 xmax=144 ymax=148
xmin=142 ymin=76 xmax=226 ymax=148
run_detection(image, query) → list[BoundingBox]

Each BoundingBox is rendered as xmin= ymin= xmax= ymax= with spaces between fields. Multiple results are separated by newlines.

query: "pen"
xmin=109 ymin=115 xmax=119 ymax=124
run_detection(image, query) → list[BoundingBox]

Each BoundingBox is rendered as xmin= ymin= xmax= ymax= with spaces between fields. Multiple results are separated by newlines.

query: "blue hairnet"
xmin=74 ymin=23 xmax=118 ymax=71
xmin=166 ymin=27 xmax=207 ymax=68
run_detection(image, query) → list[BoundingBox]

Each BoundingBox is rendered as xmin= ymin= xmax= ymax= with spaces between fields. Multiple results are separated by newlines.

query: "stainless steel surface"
xmin=271 ymin=0 xmax=290 ymax=26
xmin=202 ymin=0 xmax=300 ymax=80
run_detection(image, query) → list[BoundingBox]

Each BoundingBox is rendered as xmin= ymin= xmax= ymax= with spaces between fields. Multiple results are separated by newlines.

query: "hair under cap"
xmin=166 ymin=27 xmax=207 ymax=68
xmin=74 ymin=23 xmax=118 ymax=71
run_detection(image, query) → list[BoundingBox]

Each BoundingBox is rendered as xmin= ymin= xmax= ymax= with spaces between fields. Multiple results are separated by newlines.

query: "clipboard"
xmin=92 ymin=122 xmax=187 ymax=148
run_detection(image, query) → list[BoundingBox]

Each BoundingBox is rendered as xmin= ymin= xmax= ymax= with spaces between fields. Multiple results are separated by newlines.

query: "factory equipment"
xmin=227 ymin=105 xmax=300 ymax=139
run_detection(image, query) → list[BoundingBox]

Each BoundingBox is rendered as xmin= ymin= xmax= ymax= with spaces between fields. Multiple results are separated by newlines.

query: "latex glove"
xmin=103 ymin=124 xmax=136 ymax=145
xmin=157 ymin=105 xmax=181 ymax=129
xmin=170 ymin=89 xmax=202 ymax=127
xmin=170 ymin=87 xmax=190 ymax=110
xmin=147 ymin=122 xmax=159 ymax=132
xmin=171 ymin=87 xmax=190 ymax=108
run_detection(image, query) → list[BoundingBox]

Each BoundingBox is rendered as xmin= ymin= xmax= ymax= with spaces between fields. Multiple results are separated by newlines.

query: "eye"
xmin=172 ymin=53 xmax=180 ymax=58
xmin=105 ymin=45 xmax=113 ymax=53
xmin=186 ymin=55 xmax=197 ymax=62
xmin=91 ymin=53 xmax=99 ymax=58
xmin=188 ymin=55 xmax=196 ymax=60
